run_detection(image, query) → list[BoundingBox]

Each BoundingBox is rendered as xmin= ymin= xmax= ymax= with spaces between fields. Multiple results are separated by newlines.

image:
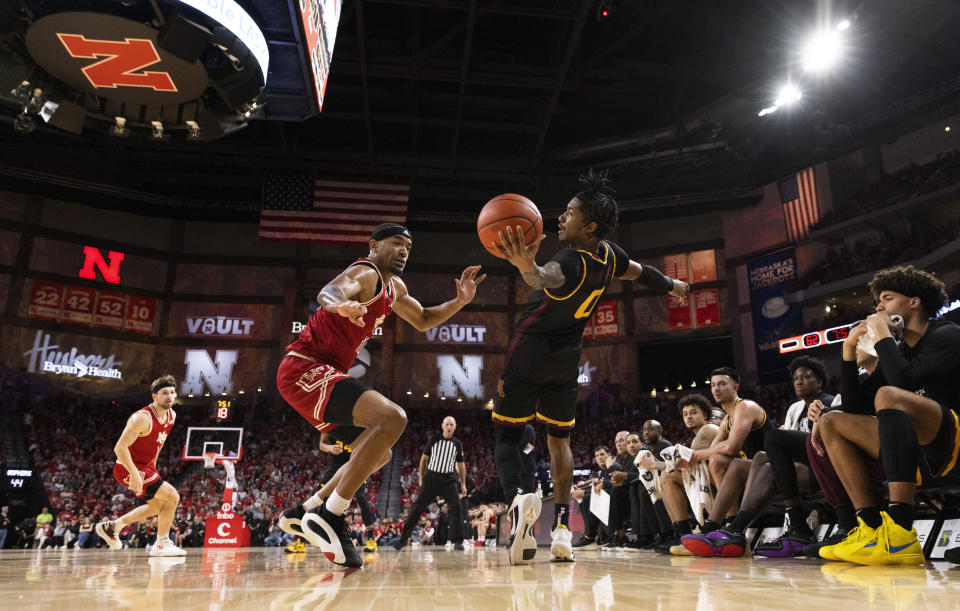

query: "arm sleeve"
xmin=638 ymin=264 xmax=675 ymax=292
xmin=840 ymin=361 xmax=885 ymax=415
xmin=875 ymin=325 xmax=960 ymax=391
xmin=605 ymin=241 xmax=630 ymax=277
xmin=547 ymin=249 xmax=585 ymax=297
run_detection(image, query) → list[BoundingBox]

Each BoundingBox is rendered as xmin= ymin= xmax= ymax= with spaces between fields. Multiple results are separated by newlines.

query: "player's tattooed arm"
xmin=492 ymin=224 xmax=564 ymax=289
xmin=520 ymin=261 xmax=566 ymax=290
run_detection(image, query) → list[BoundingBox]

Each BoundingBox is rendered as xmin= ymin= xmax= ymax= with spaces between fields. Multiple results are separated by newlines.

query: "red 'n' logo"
xmin=78 ymin=246 xmax=124 ymax=284
xmin=56 ymin=33 xmax=177 ymax=92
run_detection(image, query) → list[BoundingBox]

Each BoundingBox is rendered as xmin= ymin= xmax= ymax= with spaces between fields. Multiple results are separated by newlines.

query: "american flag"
xmin=259 ymin=175 xmax=409 ymax=244
xmin=778 ymin=167 xmax=820 ymax=242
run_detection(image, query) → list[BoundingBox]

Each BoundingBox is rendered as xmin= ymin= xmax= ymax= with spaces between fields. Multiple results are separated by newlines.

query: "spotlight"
xmin=775 ymin=83 xmax=802 ymax=107
xmin=946 ymin=126 xmax=952 ymax=132
xmin=802 ymin=30 xmax=843 ymax=73
xmin=14 ymin=111 xmax=36 ymax=134
xmin=150 ymin=119 xmax=165 ymax=140
xmin=110 ymin=116 xmax=129 ymax=138
xmin=837 ymin=19 xmax=850 ymax=31
xmin=186 ymin=120 xmax=202 ymax=141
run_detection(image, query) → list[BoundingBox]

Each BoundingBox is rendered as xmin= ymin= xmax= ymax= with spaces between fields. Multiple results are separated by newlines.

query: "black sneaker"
xmin=655 ymin=535 xmax=682 ymax=554
xmin=393 ymin=537 xmax=408 ymax=551
xmin=279 ymin=505 xmax=307 ymax=538
xmin=944 ymin=547 xmax=960 ymax=564
xmin=601 ymin=536 xmax=627 ymax=550
xmin=572 ymin=536 xmax=599 ymax=551
xmin=801 ymin=529 xmax=847 ymax=558
xmin=454 ymin=543 xmax=464 ymax=551
xmin=301 ymin=506 xmax=363 ymax=568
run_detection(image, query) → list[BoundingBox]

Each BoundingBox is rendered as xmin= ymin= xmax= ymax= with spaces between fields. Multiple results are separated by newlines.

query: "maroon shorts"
xmin=277 ymin=354 xmax=370 ymax=433
xmin=113 ymin=462 xmax=163 ymax=499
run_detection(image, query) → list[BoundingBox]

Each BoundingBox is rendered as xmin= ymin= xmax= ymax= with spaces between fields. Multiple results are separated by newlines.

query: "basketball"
xmin=477 ymin=194 xmax=543 ymax=258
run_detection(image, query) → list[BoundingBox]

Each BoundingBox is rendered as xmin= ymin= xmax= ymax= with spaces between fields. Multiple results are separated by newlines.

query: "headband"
xmin=151 ymin=380 xmax=175 ymax=394
xmin=370 ymin=224 xmax=412 ymax=242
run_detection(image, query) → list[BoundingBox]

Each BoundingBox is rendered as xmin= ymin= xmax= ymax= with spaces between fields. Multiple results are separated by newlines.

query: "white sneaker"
xmin=445 ymin=541 xmax=454 ymax=551
xmin=95 ymin=521 xmax=122 ymax=551
xmin=150 ymin=537 xmax=186 ymax=557
xmin=550 ymin=525 xmax=575 ymax=562
xmin=508 ymin=493 xmax=541 ymax=566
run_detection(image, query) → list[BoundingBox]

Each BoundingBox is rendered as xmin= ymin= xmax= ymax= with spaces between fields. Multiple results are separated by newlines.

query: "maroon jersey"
xmin=127 ymin=405 xmax=175 ymax=466
xmin=285 ymin=258 xmax=397 ymax=373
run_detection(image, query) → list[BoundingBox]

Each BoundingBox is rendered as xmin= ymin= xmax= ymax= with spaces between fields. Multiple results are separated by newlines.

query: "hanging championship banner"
xmin=593 ymin=301 xmax=618 ymax=337
xmin=94 ymin=291 xmax=127 ymax=329
xmin=689 ymin=249 xmax=717 ymax=282
xmin=28 ymin=280 xmax=64 ymax=321
xmin=124 ymin=295 xmax=156 ymax=334
xmin=695 ymin=289 xmax=721 ymax=328
xmin=664 ymin=254 xmax=691 ymax=330
xmin=61 ymin=286 xmax=97 ymax=325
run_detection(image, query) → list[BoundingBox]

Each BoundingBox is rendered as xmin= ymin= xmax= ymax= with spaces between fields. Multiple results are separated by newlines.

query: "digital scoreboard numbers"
xmin=212 ymin=398 xmax=233 ymax=421
xmin=778 ymin=323 xmax=854 ymax=354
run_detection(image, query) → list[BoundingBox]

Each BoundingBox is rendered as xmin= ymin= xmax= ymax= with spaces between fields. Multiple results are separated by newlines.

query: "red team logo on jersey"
xmin=56 ymin=33 xmax=177 ymax=91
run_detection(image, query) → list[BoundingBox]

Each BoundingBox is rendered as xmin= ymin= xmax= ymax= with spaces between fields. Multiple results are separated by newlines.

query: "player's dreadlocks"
xmin=574 ymin=168 xmax=619 ymax=239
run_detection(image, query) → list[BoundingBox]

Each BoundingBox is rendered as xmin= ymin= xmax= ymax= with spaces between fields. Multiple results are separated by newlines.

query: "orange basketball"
xmin=477 ymin=194 xmax=542 ymax=258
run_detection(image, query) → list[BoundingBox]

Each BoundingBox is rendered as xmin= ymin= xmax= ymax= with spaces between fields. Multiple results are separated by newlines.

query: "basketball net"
xmin=202 ymin=451 xmax=218 ymax=469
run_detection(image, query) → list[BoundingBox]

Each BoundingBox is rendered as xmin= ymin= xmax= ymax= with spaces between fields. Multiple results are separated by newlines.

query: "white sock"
xmin=302 ymin=492 xmax=324 ymax=511
xmin=324 ymin=491 xmax=351 ymax=516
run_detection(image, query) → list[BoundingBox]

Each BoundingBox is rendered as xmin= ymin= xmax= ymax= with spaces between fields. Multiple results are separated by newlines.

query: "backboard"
xmin=183 ymin=427 xmax=244 ymax=462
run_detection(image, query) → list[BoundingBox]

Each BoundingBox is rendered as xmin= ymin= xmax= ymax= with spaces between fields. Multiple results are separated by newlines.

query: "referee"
xmin=395 ymin=416 xmax=467 ymax=550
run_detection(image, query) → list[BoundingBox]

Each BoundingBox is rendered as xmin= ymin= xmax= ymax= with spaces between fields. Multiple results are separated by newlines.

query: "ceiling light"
xmin=775 ymin=83 xmax=802 ymax=106
xmin=837 ymin=19 xmax=850 ymax=31
xmin=186 ymin=120 xmax=202 ymax=141
xmin=150 ymin=119 xmax=165 ymax=140
xmin=802 ymin=30 xmax=843 ymax=73
xmin=110 ymin=116 xmax=129 ymax=138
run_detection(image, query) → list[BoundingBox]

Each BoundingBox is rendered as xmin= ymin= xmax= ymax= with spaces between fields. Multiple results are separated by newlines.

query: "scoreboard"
xmin=778 ymin=323 xmax=853 ymax=354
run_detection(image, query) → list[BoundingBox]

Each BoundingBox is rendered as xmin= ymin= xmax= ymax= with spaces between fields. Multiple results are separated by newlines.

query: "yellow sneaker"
xmin=285 ymin=539 xmax=307 ymax=554
xmin=821 ymin=518 xmax=877 ymax=561
xmin=670 ymin=544 xmax=693 ymax=556
xmin=363 ymin=539 xmax=378 ymax=553
xmin=836 ymin=512 xmax=925 ymax=566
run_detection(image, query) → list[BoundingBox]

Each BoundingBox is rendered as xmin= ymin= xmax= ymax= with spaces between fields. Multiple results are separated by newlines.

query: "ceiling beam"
xmin=450 ymin=0 xmax=479 ymax=171
xmin=363 ymin=0 xmax=579 ymax=20
xmin=355 ymin=0 xmax=375 ymax=165
xmin=529 ymin=0 xmax=593 ymax=175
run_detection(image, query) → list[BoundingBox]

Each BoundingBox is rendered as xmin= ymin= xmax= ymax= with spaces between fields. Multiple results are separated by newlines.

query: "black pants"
xmin=609 ymin=485 xmax=631 ymax=532
xmin=629 ymin=482 xmax=671 ymax=537
xmin=400 ymin=471 xmax=463 ymax=543
xmin=578 ymin=490 xmax=609 ymax=541
xmin=320 ymin=456 xmax=376 ymax=527
xmin=764 ymin=428 xmax=814 ymax=499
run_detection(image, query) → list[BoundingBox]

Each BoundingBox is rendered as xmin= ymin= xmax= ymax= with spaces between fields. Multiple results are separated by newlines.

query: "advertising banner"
xmin=747 ymin=248 xmax=802 ymax=383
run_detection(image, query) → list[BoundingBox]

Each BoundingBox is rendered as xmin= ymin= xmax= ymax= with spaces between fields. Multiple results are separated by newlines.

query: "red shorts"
xmin=277 ymin=354 xmax=361 ymax=433
xmin=113 ymin=462 xmax=162 ymax=499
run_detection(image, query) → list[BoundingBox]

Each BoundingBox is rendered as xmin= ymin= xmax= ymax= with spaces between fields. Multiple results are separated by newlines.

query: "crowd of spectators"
xmin=811 ymin=148 xmax=960 ymax=229
xmin=1 ymin=359 xmax=830 ymax=550
xmin=805 ymin=220 xmax=960 ymax=289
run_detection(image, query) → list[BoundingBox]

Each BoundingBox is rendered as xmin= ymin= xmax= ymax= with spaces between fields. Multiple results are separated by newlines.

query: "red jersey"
xmin=285 ymin=258 xmax=396 ymax=373
xmin=127 ymin=405 xmax=175 ymax=466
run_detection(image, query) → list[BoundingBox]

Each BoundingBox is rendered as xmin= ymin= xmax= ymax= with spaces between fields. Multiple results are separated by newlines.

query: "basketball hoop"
xmin=202 ymin=451 xmax=218 ymax=469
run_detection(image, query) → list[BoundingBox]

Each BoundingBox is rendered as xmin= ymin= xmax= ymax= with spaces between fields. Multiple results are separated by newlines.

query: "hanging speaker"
xmin=157 ymin=15 xmax=212 ymax=64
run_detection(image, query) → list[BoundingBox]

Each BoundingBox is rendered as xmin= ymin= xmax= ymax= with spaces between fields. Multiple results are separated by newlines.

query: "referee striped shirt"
xmin=424 ymin=434 xmax=464 ymax=474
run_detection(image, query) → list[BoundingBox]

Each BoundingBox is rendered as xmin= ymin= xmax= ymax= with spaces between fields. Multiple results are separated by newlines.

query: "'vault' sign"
xmin=25 ymin=12 xmax=208 ymax=105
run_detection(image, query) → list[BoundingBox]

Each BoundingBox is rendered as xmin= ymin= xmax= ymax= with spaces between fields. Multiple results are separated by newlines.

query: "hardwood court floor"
xmin=2 ymin=545 xmax=958 ymax=610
